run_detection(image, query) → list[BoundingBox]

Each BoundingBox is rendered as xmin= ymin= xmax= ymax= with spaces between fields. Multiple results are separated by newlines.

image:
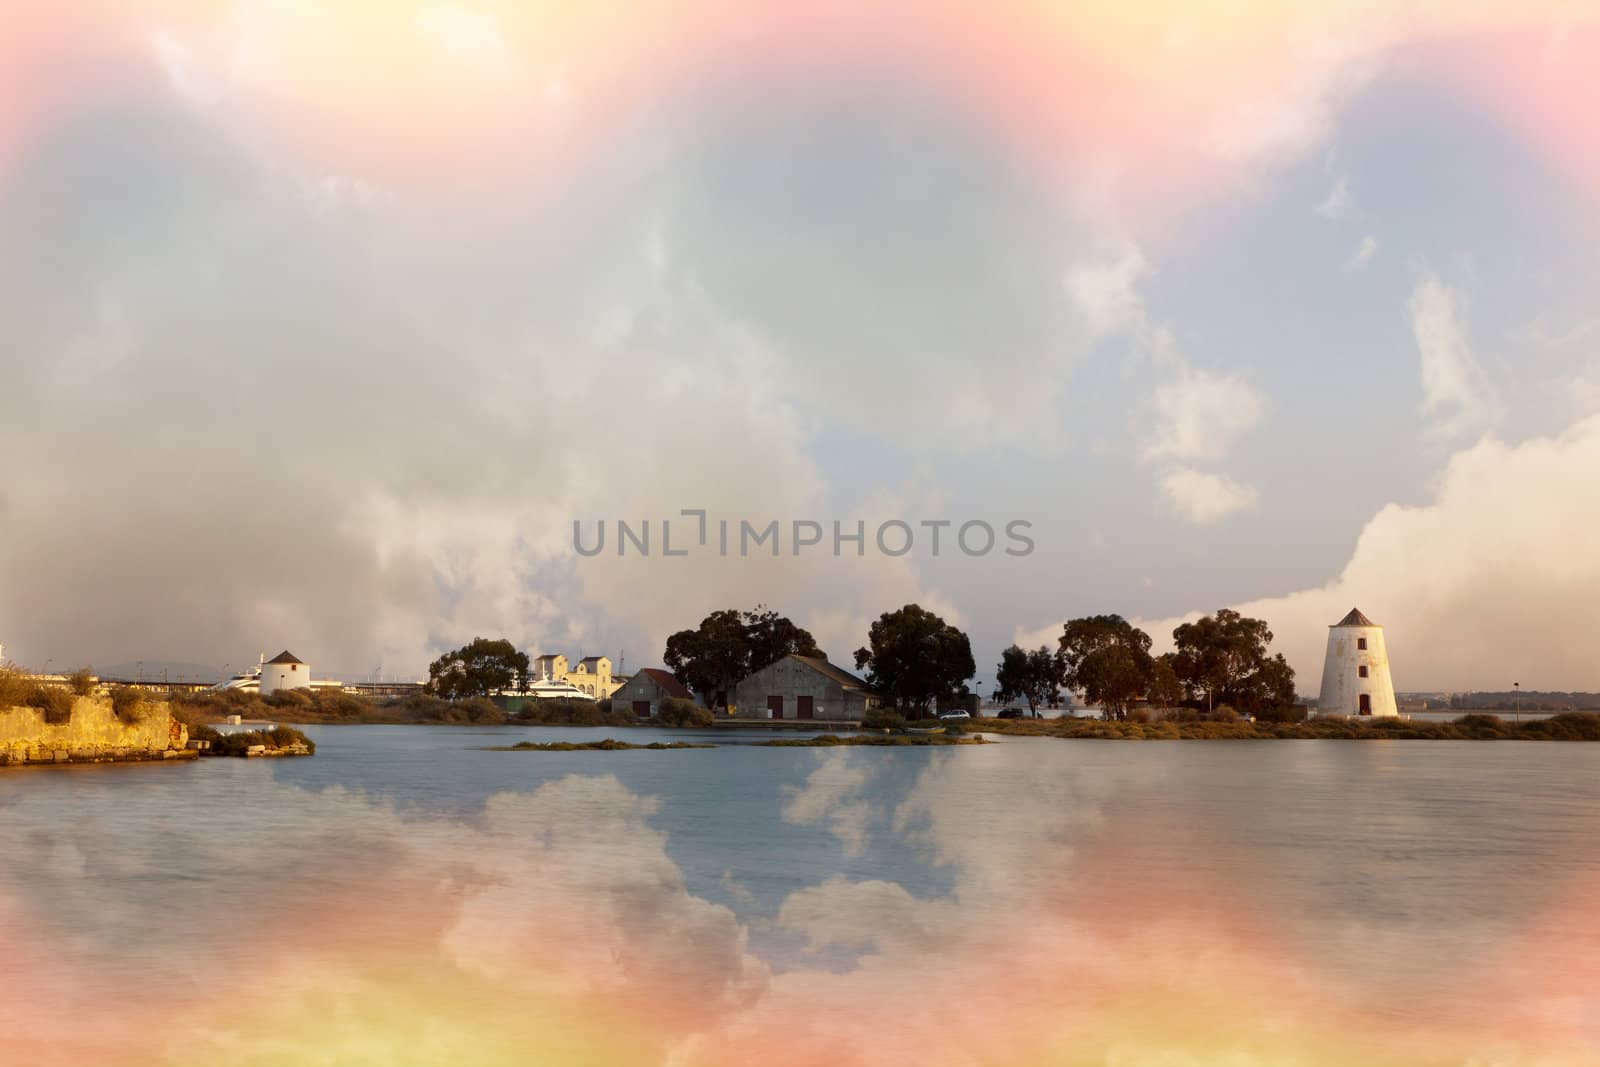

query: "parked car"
xmin=938 ymin=710 xmax=971 ymax=721
xmin=997 ymin=708 xmax=1025 ymax=719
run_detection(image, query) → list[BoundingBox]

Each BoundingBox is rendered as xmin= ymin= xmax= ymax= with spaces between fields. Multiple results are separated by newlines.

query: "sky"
xmin=2 ymin=2 xmax=1599 ymax=693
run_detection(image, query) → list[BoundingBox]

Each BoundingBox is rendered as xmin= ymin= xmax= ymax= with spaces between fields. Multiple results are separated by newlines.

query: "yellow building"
xmin=532 ymin=654 xmax=625 ymax=699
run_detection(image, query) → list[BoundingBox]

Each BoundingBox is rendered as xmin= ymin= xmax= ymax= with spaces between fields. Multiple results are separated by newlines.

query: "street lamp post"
xmin=1514 ymin=681 xmax=1521 ymax=723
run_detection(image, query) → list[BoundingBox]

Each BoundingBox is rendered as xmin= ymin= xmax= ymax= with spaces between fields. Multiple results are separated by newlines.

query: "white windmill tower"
xmin=1316 ymin=608 xmax=1398 ymax=718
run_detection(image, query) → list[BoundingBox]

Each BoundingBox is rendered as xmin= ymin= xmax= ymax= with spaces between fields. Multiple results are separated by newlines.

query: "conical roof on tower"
xmin=1332 ymin=608 xmax=1377 ymax=628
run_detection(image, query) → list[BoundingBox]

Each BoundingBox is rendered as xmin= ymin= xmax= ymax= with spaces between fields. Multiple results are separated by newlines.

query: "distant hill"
xmin=96 ymin=661 xmax=223 ymax=684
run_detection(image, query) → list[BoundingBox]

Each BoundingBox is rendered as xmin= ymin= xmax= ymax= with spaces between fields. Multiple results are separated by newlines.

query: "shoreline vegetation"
xmin=754 ymin=733 xmax=988 ymax=746
xmin=160 ymin=689 xmax=1600 ymax=742
xmin=489 ymin=739 xmax=715 ymax=751
xmin=188 ymin=723 xmax=315 ymax=758
xmin=973 ymin=712 xmax=1600 ymax=741
xmin=485 ymin=733 xmax=987 ymax=751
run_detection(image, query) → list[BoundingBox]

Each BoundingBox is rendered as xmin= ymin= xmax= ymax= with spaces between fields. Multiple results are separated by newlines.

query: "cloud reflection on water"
xmin=1 ymin=743 xmax=1598 ymax=1065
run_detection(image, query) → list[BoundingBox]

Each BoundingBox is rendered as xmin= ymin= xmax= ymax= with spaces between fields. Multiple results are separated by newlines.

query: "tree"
xmin=664 ymin=606 xmax=822 ymax=708
xmin=1148 ymin=654 xmax=1184 ymax=709
xmin=427 ymin=637 xmax=529 ymax=700
xmin=1057 ymin=615 xmax=1156 ymax=721
xmin=994 ymin=644 xmax=1062 ymax=713
xmin=1169 ymin=609 xmax=1296 ymax=716
xmin=743 ymin=607 xmax=823 ymax=673
xmin=1250 ymin=653 xmax=1298 ymax=715
xmin=853 ymin=604 xmax=975 ymax=714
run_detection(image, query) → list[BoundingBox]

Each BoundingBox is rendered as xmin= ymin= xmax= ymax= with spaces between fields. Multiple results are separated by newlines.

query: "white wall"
xmin=1317 ymin=627 xmax=1398 ymax=717
xmin=260 ymin=661 xmax=310 ymax=696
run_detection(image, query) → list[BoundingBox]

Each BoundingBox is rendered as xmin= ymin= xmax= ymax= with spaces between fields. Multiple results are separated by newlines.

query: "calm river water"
xmin=3 ymin=726 xmax=1598 ymax=1065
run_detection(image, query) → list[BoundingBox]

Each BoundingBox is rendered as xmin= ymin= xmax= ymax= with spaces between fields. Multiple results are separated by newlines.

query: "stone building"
xmin=732 ymin=655 xmax=879 ymax=722
xmin=1316 ymin=608 xmax=1398 ymax=717
xmin=532 ymin=653 xmax=624 ymax=699
xmin=611 ymin=668 xmax=693 ymax=718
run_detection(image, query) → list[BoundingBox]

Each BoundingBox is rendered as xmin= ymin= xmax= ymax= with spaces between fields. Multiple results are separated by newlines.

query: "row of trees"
xmin=995 ymin=609 xmax=1296 ymax=720
xmin=425 ymin=605 xmax=1295 ymax=720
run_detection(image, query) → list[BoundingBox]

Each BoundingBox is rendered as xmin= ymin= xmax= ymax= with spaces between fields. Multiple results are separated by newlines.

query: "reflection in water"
xmin=2 ymin=727 xmax=1598 ymax=1065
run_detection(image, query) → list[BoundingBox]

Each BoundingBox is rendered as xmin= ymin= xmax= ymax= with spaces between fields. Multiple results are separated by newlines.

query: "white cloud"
xmin=1203 ymin=31 xmax=1381 ymax=174
xmin=782 ymin=752 xmax=874 ymax=857
xmin=1078 ymin=267 xmax=1268 ymax=525
xmin=1140 ymin=367 xmax=1265 ymax=464
xmin=1065 ymin=244 xmax=1148 ymax=340
xmin=1316 ymin=175 xmax=1353 ymax=219
xmin=1139 ymin=415 xmax=1600 ymax=690
xmin=148 ymin=30 xmax=216 ymax=107
xmin=1346 ymin=234 xmax=1380 ymax=271
xmin=1410 ymin=274 xmax=1503 ymax=441
xmin=1157 ymin=467 xmax=1260 ymax=524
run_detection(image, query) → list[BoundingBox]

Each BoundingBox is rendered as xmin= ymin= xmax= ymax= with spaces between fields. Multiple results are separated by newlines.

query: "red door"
xmin=633 ymin=700 xmax=651 ymax=718
xmin=767 ymin=695 xmax=784 ymax=719
xmin=1358 ymin=694 xmax=1372 ymax=716
xmin=797 ymin=695 xmax=814 ymax=720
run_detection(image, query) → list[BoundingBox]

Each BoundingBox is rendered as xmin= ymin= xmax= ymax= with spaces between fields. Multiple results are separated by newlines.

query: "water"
xmin=3 ymin=726 xmax=1598 ymax=1065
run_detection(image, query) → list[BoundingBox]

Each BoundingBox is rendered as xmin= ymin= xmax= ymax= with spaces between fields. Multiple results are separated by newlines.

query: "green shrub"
xmin=189 ymin=723 xmax=223 ymax=744
xmin=384 ymin=693 xmax=454 ymax=721
xmin=206 ymin=724 xmax=315 ymax=757
xmin=267 ymin=725 xmax=315 ymax=752
xmin=1518 ymin=712 xmax=1600 ymax=741
xmin=29 ymin=685 xmax=74 ymax=724
xmin=862 ymin=707 xmax=906 ymax=731
xmin=517 ymin=697 xmax=634 ymax=727
xmin=862 ymin=707 xmax=907 ymax=731
xmin=0 ymin=667 xmax=31 ymax=708
xmin=1253 ymin=704 xmax=1309 ymax=724
xmin=655 ymin=697 xmax=714 ymax=728
xmin=459 ymin=697 xmax=505 ymax=725
xmin=265 ymin=688 xmax=314 ymax=709
xmin=310 ymin=690 xmax=370 ymax=721
xmin=110 ymin=686 xmax=150 ymax=723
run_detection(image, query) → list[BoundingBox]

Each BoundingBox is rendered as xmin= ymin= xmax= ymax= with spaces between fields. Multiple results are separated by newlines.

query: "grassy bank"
xmin=755 ymin=733 xmax=989 ymax=747
xmin=484 ymin=734 xmax=986 ymax=750
xmin=488 ymin=739 xmax=714 ymax=751
xmin=170 ymin=689 xmax=641 ymax=727
xmin=972 ymin=712 xmax=1600 ymax=741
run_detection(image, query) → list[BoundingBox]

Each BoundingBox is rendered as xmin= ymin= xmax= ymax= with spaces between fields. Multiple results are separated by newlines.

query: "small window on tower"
xmin=1359 ymin=665 xmax=1369 ymax=678
xmin=1357 ymin=637 xmax=1368 ymax=650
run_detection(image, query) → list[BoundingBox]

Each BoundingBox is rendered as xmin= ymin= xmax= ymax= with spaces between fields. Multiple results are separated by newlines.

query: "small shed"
xmin=610 ymin=668 xmax=693 ymax=718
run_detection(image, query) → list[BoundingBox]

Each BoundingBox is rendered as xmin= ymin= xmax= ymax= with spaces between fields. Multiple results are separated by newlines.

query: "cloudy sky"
xmin=2 ymin=2 xmax=1598 ymax=692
